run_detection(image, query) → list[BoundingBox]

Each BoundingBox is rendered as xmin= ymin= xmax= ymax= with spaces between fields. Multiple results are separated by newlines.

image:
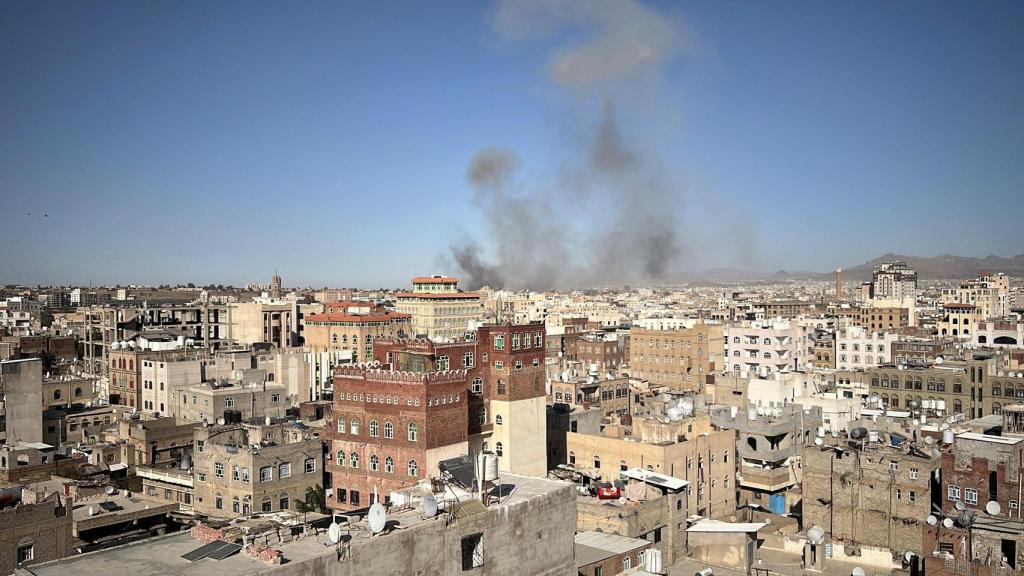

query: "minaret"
xmin=271 ymin=271 xmax=282 ymax=299
xmin=834 ymin=268 xmax=842 ymax=303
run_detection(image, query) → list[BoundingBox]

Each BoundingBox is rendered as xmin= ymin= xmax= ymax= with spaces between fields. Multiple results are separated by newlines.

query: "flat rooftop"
xmin=25 ymin=473 xmax=569 ymax=576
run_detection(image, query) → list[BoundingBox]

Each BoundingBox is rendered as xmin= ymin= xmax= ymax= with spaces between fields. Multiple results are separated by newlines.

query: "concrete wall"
xmin=0 ymin=493 xmax=72 ymax=575
xmin=0 ymin=359 xmax=43 ymax=444
xmin=491 ymin=396 xmax=547 ymax=477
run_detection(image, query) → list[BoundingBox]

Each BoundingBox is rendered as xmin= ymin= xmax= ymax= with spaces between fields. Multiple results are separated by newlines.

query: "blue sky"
xmin=2 ymin=0 xmax=1022 ymax=287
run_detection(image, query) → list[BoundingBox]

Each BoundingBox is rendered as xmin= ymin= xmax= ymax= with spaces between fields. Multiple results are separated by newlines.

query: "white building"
xmin=835 ymin=326 xmax=898 ymax=371
xmin=723 ymin=319 xmax=813 ymax=375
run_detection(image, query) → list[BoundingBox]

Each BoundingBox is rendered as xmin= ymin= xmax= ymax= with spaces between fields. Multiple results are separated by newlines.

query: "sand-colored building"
xmin=629 ymin=323 xmax=723 ymax=391
xmin=394 ymin=276 xmax=482 ymax=341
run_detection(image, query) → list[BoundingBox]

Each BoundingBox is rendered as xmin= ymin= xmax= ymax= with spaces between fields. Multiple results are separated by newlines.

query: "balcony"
xmin=738 ymin=441 xmax=800 ymax=463
xmin=738 ymin=465 xmax=794 ymax=492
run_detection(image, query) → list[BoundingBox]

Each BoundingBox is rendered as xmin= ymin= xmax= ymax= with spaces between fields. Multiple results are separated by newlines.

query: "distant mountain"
xmin=839 ymin=253 xmax=1024 ymax=281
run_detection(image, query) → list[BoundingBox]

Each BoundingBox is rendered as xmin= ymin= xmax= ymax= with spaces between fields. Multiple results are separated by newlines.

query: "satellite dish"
xmin=955 ymin=500 xmax=965 ymax=511
xmin=328 ymin=522 xmax=342 ymax=544
xmin=986 ymin=501 xmax=1002 ymax=515
xmin=926 ymin=515 xmax=938 ymax=526
xmin=924 ymin=437 xmax=934 ymax=445
xmin=852 ymin=568 xmax=866 ymax=576
xmin=217 ymin=417 xmax=226 ymax=426
xmin=814 ymin=437 xmax=823 ymax=446
xmin=421 ymin=494 xmax=438 ymax=518
xmin=265 ymin=416 xmax=272 ymax=426
xmin=105 ymin=486 xmax=116 ymax=495
xmin=943 ymin=518 xmax=954 ymax=529
xmin=367 ymin=503 xmax=387 ymax=534
xmin=905 ymin=551 xmax=913 ymax=562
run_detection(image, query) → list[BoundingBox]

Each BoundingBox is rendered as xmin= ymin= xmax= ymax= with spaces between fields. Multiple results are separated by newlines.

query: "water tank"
xmin=730 ymin=406 xmax=738 ymax=419
xmin=942 ymin=429 xmax=955 ymax=445
xmin=747 ymin=409 xmax=758 ymax=421
xmin=484 ymin=452 xmax=499 ymax=481
xmin=807 ymin=526 xmax=826 ymax=545
xmin=696 ymin=569 xmax=714 ymax=576
xmin=936 ymin=400 xmax=946 ymax=411
xmin=679 ymin=397 xmax=694 ymax=418
xmin=111 ymin=341 xmax=122 ymax=351
xmin=666 ymin=407 xmax=684 ymax=421
xmin=179 ymin=454 xmax=192 ymax=471
xmin=868 ymin=431 xmax=880 ymax=443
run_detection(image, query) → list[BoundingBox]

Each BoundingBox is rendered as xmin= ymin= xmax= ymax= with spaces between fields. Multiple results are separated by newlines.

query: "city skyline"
xmin=3 ymin=0 xmax=1023 ymax=288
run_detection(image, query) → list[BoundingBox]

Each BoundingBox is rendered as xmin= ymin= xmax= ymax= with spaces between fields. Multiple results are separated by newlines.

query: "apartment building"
xmin=837 ymin=305 xmax=911 ymax=331
xmin=723 ymin=319 xmax=811 ymax=375
xmin=629 ymin=323 xmax=722 ymax=390
xmin=170 ymin=380 xmax=289 ymax=424
xmin=942 ymin=272 xmax=1011 ymax=319
xmin=834 ymin=326 xmax=897 ymax=371
xmin=937 ymin=302 xmax=983 ymax=338
xmin=192 ymin=420 xmax=323 ymax=518
xmin=394 ymin=276 xmax=482 ymax=341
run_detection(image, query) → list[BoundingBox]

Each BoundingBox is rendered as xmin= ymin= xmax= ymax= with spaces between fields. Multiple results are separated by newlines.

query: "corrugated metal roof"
xmin=574 ymin=530 xmax=650 ymax=555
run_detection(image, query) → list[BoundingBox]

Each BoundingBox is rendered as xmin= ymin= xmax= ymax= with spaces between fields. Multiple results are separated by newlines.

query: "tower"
xmin=271 ymin=271 xmax=282 ymax=299
xmin=834 ymin=268 xmax=842 ymax=302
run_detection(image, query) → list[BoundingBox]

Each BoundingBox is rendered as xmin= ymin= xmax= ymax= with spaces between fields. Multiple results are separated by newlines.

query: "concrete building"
xmin=108 ymin=346 xmax=209 ymax=409
xmin=890 ymin=337 xmax=958 ymax=365
xmin=802 ymin=440 xmax=939 ymax=555
xmin=192 ymin=420 xmax=323 ymax=518
xmin=0 ymin=358 xmax=43 ymax=445
xmin=871 ymin=260 xmax=917 ymax=300
xmin=723 ymin=319 xmax=812 ymax=376
xmin=140 ymin=354 xmax=204 ymax=416
xmin=566 ymin=414 xmax=736 ymax=519
xmin=938 ymin=302 xmax=983 ymax=338
xmin=629 ymin=323 xmax=723 ymax=390
xmin=0 ymin=490 xmax=72 ymax=574
xmin=303 ymin=301 xmax=411 ymax=359
xmin=975 ymin=319 xmax=1024 ymax=347
xmin=834 ymin=325 xmax=897 ymax=371
xmin=225 ymin=298 xmax=306 ymax=349
xmin=170 ymin=379 xmax=289 ymax=424
xmin=574 ymin=530 xmax=652 ymax=576
xmin=574 ymin=331 xmax=626 ymax=373
xmin=942 ymin=272 xmax=1011 ymax=320
xmin=710 ymin=404 xmax=821 ymax=512
xmin=101 ymin=415 xmax=197 ymax=469
xmin=837 ymin=305 xmax=911 ymax=331
xmin=23 ymin=473 xmax=577 ymax=576
xmin=394 ymin=276 xmax=482 ymax=341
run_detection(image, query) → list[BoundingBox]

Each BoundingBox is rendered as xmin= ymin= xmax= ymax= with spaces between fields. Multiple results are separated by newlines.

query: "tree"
xmin=39 ymin=350 xmax=57 ymax=375
xmin=294 ymin=484 xmax=327 ymax=515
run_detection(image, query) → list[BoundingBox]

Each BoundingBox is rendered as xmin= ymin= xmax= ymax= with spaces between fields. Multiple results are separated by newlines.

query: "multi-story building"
xmin=837 ymin=305 xmax=911 ymax=331
xmin=303 ymin=301 xmax=411 ymax=359
xmin=723 ymin=319 xmax=811 ymax=376
xmin=890 ymin=337 xmax=958 ymax=365
xmin=0 ymin=490 xmax=72 ymax=574
xmin=834 ymin=326 xmax=897 ymax=371
xmin=629 ymin=323 xmax=722 ymax=390
xmin=140 ymin=353 xmax=205 ymax=415
xmin=170 ymin=379 xmax=289 ymax=424
xmin=975 ymin=319 xmax=1024 ymax=347
xmin=394 ymin=276 xmax=482 ymax=341
xmin=0 ymin=358 xmax=43 ymax=445
xmin=566 ymin=413 xmax=736 ymax=519
xmin=802 ymin=440 xmax=938 ymax=554
xmin=107 ymin=345 xmax=209 ymax=409
xmin=225 ymin=298 xmax=310 ymax=349
xmin=942 ymin=272 xmax=1011 ymax=319
xmin=574 ymin=331 xmax=626 ymax=373
xmin=811 ymin=331 xmax=835 ymax=369
xmin=871 ymin=261 xmax=918 ymax=300
xmin=326 ymin=364 xmax=469 ymax=511
xmin=937 ymin=302 xmax=983 ymax=338
xmin=761 ymin=299 xmax=819 ymax=319
xmin=192 ymin=420 xmax=323 ymax=518
xmin=710 ymin=404 xmax=821 ymax=512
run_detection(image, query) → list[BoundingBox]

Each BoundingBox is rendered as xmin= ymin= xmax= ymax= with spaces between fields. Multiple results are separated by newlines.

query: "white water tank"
xmin=730 ymin=406 xmax=739 ymax=419
xmin=645 ymin=548 xmax=663 ymax=573
xmin=942 ymin=429 xmax=955 ymax=445
xmin=478 ymin=451 xmax=499 ymax=481
xmin=679 ymin=397 xmax=694 ymax=418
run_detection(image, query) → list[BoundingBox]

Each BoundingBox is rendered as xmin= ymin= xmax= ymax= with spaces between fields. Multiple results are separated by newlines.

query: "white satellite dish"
xmin=814 ymin=437 xmax=823 ymax=446
xmin=955 ymin=501 xmax=965 ymax=512
xmin=328 ymin=522 xmax=342 ymax=544
xmin=905 ymin=551 xmax=913 ymax=562
xmin=367 ymin=503 xmax=387 ymax=534
xmin=421 ymin=494 xmax=438 ymax=518
xmin=265 ymin=416 xmax=272 ymax=426
xmin=986 ymin=501 xmax=1002 ymax=515
xmin=943 ymin=518 xmax=954 ymax=529
xmin=852 ymin=567 xmax=866 ymax=576
xmin=217 ymin=417 xmax=226 ymax=425
xmin=105 ymin=486 xmax=116 ymax=495
xmin=926 ymin=515 xmax=938 ymax=526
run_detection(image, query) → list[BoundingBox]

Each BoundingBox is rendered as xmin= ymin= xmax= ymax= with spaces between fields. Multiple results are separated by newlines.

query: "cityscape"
xmin=2 ymin=2 xmax=1024 ymax=576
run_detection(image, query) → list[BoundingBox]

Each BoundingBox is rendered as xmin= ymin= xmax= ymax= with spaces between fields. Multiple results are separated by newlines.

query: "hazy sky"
xmin=2 ymin=0 xmax=1023 ymax=288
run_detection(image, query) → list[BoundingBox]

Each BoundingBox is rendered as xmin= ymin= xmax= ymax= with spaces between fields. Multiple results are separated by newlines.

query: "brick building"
xmin=630 ymin=323 xmax=723 ymax=391
xmin=574 ymin=332 xmax=626 ymax=372
xmin=326 ymin=365 xmax=469 ymax=511
xmin=837 ymin=306 xmax=911 ymax=331
xmin=0 ymin=491 xmax=72 ymax=574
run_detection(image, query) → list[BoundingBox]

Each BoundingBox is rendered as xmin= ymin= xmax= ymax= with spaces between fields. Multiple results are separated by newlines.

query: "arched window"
xmin=993 ymin=402 xmax=1002 ymax=415
xmin=337 ymin=450 xmax=345 ymax=465
xmin=53 ymin=389 xmax=61 ymax=400
xmin=905 ymin=395 xmax=913 ymax=407
xmin=337 ymin=416 xmax=346 ymax=433
xmin=568 ymin=451 xmax=576 ymax=465
xmin=385 ymin=456 xmax=394 ymax=473
xmin=495 ymin=415 xmax=503 ymax=425
xmin=620 ymin=459 xmax=628 ymax=472
xmin=954 ymin=399 xmax=963 ymax=414
xmin=408 ymin=460 xmax=419 ymax=476
xmin=383 ymin=421 xmax=394 ymax=439
xmin=74 ymin=387 xmax=82 ymax=397
xmin=592 ymin=454 xmax=598 ymax=468
xmin=369 ymin=420 xmax=379 ymax=437
xmin=890 ymin=396 xmax=898 ymax=408
xmin=407 ymin=422 xmax=418 ymax=441
xmin=496 ymin=442 xmax=504 ymax=457
xmin=350 ymin=418 xmax=360 ymax=434
xmin=478 ymin=407 xmax=487 ymax=425
xmin=350 ymin=453 xmax=359 ymax=468
xmin=369 ymin=455 xmax=379 ymax=471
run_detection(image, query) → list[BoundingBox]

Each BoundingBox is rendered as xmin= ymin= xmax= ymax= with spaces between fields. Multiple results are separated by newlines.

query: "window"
xmin=408 ymin=459 xmax=419 ymax=477
xmin=511 ymin=333 xmax=520 ymax=350
xmin=461 ymin=533 xmax=485 ymax=571
xmin=496 ymin=442 xmax=504 ymax=457
xmin=471 ymin=378 xmax=483 ymax=395
xmin=948 ymin=485 xmax=960 ymax=501
xmin=337 ymin=416 xmax=345 ymax=433
xmin=198 ymin=472 xmax=206 ymax=482
xmin=494 ymin=334 xmax=505 ymax=350
xmin=260 ymin=466 xmax=273 ymax=482
xmin=384 ymin=421 xmax=394 ymax=439
xmin=408 ymin=422 xmax=418 ymax=441
xmin=225 ymin=397 xmax=235 ymax=408
xmin=1011 ymin=500 xmax=1020 ymax=510
xmin=305 ymin=458 xmax=316 ymax=474
xmin=965 ymin=488 xmax=978 ymax=504
xmin=620 ymin=460 xmax=628 ymax=472
xmin=351 ymin=418 xmax=360 ymax=434
xmin=17 ymin=542 xmax=34 ymax=566
xmin=889 ymin=461 xmax=899 ymax=472
xmin=479 ymin=407 xmax=487 ymax=425
xmin=463 ymin=352 xmax=474 ymax=368
xmin=385 ymin=456 xmax=394 ymax=473
xmin=337 ymin=450 xmax=346 ymax=465
xmin=215 ymin=496 xmax=223 ymax=510
xmin=351 ymin=452 xmax=359 ymax=468
xmin=232 ymin=465 xmax=240 ymax=481
xmin=279 ymin=495 xmax=289 ymax=511
xmin=280 ymin=463 xmax=292 ymax=478
xmin=495 ymin=361 xmax=504 ymax=371
xmin=535 ymin=332 xmax=542 ymax=347
xmin=370 ymin=455 xmax=379 ymax=471
xmin=623 ymin=556 xmax=631 ymax=571
xmin=196 ymin=439 xmax=205 ymax=454
xmin=909 ymin=491 xmax=916 ymax=502
xmin=593 ymin=455 xmax=600 ymax=468
xmin=369 ymin=420 xmax=379 ymax=437
xmin=271 ymin=393 xmax=280 ymax=402
xmin=232 ymin=498 xmax=240 ymax=513
xmin=215 ymin=462 xmax=224 ymax=478
xmin=495 ymin=415 xmax=503 ymax=425
xmin=909 ymin=467 xmax=919 ymax=480
xmin=497 ymin=379 xmax=506 ymax=394
xmin=437 ymin=355 xmax=450 ymax=371
xmin=350 ymin=491 xmax=360 ymax=506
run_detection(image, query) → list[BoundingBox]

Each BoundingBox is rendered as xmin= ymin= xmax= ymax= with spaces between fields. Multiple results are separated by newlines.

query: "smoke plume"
xmin=451 ymin=0 xmax=693 ymax=290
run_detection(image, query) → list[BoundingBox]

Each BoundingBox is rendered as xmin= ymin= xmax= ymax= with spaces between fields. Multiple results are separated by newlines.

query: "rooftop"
xmin=574 ymin=531 xmax=650 ymax=568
